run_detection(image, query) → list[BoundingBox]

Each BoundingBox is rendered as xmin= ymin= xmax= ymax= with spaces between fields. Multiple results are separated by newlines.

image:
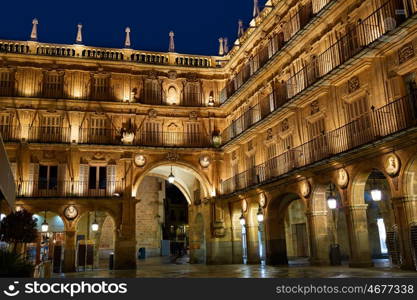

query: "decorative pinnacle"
xmin=30 ymin=18 xmax=38 ymax=41
xmin=76 ymin=23 xmax=83 ymax=44
xmin=238 ymin=20 xmax=244 ymax=38
xmin=218 ymin=38 xmax=224 ymax=56
xmin=169 ymin=31 xmax=175 ymax=52
xmin=253 ymin=0 xmax=260 ymax=18
xmin=224 ymin=38 xmax=229 ymax=54
xmin=124 ymin=27 xmax=131 ymax=48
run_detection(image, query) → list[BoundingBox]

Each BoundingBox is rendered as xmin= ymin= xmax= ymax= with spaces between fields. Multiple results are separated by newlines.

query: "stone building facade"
xmin=1 ymin=0 xmax=417 ymax=272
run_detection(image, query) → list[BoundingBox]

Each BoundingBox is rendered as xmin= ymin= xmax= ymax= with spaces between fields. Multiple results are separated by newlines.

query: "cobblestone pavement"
xmin=57 ymin=258 xmax=417 ymax=278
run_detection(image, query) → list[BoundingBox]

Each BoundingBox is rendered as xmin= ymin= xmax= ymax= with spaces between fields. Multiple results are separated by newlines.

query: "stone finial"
xmin=169 ymin=31 xmax=175 ymax=52
xmin=30 ymin=18 xmax=38 ymax=41
xmin=124 ymin=27 xmax=131 ymax=48
xmin=224 ymin=38 xmax=229 ymax=54
xmin=253 ymin=0 xmax=260 ymax=18
xmin=76 ymin=23 xmax=83 ymax=44
xmin=238 ymin=20 xmax=244 ymax=38
xmin=218 ymin=38 xmax=224 ymax=56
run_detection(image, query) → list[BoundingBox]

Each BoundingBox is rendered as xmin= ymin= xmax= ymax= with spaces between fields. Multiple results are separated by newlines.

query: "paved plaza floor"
xmin=57 ymin=257 xmax=417 ymax=278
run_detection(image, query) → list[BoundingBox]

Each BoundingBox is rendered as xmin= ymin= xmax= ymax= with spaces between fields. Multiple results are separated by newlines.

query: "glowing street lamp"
xmin=371 ymin=188 xmax=382 ymax=202
xmin=239 ymin=213 xmax=246 ymax=226
xmin=41 ymin=211 xmax=49 ymax=233
xmin=327 ymin=195 xmax=337 ymax=210
xmin=168 ymin=166 xmax=175 ymax=184
xmin=91 ymin=211 xmax=99 ymax=232
xmin=257 ymin=206 xmax=264 ymax=223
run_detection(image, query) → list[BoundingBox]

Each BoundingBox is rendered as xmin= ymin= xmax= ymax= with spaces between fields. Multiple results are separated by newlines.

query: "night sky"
xmin=0 ymin=0 xmax=267 ymax=55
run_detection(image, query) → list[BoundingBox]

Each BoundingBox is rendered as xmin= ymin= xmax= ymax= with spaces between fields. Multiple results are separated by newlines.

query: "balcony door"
xmin=345 ymin=97 xmax=372 ymax=148
xmin=39 ymin=115 xmax=63 ymax=142
xmin=79 ymin=165 xmax=116 ymax=197
xmin=307 ymin=118 xmax=327 ymax=163
xmin=0 ymin=113 xmax=13 ymax=140
xmin=88 ymin=117 xmax=110 ymax=144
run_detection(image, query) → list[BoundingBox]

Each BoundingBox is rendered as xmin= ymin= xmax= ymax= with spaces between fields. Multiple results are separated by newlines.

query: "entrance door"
xmin=294 ymin=223 xmax=309 ymax=257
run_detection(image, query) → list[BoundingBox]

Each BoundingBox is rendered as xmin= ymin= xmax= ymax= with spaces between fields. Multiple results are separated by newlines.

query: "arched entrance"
xmin=75 ymin=211 xmax=115 ymax=270
xmin=265 ymin=193 xmax=310 ymax=265
xmin=350 ymin=168 xmax=396 ymax=267
xmin=30 ymin=211 xmax=65 ymax=273
xmin=134 ymin=162 xmax=209 ymax=264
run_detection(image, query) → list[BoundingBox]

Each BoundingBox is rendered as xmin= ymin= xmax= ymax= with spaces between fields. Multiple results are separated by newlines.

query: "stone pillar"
xmin=246 ymin=222 xmax=260 ymax=264
xmin=307 ymin=211 xmax=330 ymax=266
xmin=345 ymin=204 xmax=373 ymax=267
xmin=62 ymin=230 xmax=76 ymax=273
xmin=114 ymin=236 xmax=137 ymax=270
xmin=392 ymin=197 xmax=417 ymax=270
xmin=265 ymin=215 xmax=288 ymax=265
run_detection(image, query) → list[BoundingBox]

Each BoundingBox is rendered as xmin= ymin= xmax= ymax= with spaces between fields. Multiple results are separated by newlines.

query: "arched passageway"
xmin=28 ymin=211 xmax=65 ymax=273
xmin=75 ymin=211 xmax=115 ymax=270
xmin=265 ymin=193 xmax=310 ymax=265
xmin=134 ymin=163 xmax=208 ymax=264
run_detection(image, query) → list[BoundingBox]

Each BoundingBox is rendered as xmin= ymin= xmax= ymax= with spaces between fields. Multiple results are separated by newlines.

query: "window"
xmin=88 ymin=167 xmax=107 ymax=190
xmin=0 ymin=71 xmax=13 ymax=96
xmin=186 ymin=123 xmax=201 ymax=145
xmin=144 ymin=79 xmax=162 ymax=104
xmin=281 ymin=135 xmax=294 ymax=152
xmin=89 ymin=117 xmax=109 ymax=143
xmin=39 ymin=115 xmax=62 ymax=141
xmin=88 ymin=166 xmax=107 ymax=190
xmin=39 ymin=165 xmax=58 ymax=190
xmin=346 ymin=97 xmax=371 ymax=132
xmin=92 ymin=76 xmax=110 ymax=100
xmin=183 ymin=82 xmax=201 ymax=106
xmin=308 ymin=118 xmax=325 ymax=139
xmin=43 ymin=73 xmax=64 ymax=98
xmin=0 ymin=113 xmax=12 ymax=139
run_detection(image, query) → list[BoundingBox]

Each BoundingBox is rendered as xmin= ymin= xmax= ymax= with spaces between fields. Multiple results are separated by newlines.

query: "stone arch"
xmin=133 ymin=160 xmax=212 ymax=203
xmin=75 ymin=210 xmax=117 ymax=268
xmin=265 ymin=192 xmax=308 ymax=265
xmin=189 ymin=213 xmax=206 ymax=264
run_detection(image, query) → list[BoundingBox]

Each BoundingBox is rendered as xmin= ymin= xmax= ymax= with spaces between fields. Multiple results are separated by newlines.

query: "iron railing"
xmin=221 ymin=93 xmax=417 ymax=195
xmin=28 ymin=126 xmax=71 ymax=143
xmin=220 ymin=0 xmax=333 ymax=104
xmin=221 ymin=0 xmax=414 ymax=144
xmin=78 ymin=128 xmax=212 ymax=148
xmin=0 ymin=125 xmax=21 ymax=142
xmin=16 ymin=180 xmax=124 ymax=198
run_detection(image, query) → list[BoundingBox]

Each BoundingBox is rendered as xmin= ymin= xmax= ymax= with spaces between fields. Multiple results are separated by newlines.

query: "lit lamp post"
xmin=239 ymin=212 xmax=248 ymax=264
xmin=327 ymin=184 xmax=341 ymax=266
xmin=257 ymin=205 xmax=266 ymax=266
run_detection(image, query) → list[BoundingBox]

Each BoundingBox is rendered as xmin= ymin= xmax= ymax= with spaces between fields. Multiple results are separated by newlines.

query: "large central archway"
xmin=133 ymin=161 xmax=209 ymax=264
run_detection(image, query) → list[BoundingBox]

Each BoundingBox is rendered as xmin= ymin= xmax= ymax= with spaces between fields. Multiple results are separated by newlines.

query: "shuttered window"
xmin=183 ymin=82 xmax=201 ymax=106
xmin=43 ymin=73 xmax=64 ymax=98
xmin=144 ymin=79 xmax=162 ymax=104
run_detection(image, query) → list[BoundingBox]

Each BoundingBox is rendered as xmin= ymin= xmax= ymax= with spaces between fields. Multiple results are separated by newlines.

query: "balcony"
xmin=221 ymin=93 xmax=417 ymax=195
xmin=220 ymin=0 xmax=333 ymax=104
xmin=16 ymin=180 xmax=124 ymax=198
xmin=28 ymin=126 xmax=71 ymax=143
xmin=221 ymin=0 xmax=414 ymax=145
xmin=78 ymin=128 xmax=213 ymax=148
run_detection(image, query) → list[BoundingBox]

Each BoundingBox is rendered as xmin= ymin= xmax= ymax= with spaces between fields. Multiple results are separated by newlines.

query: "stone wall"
xmin=136 ymin=176 xmax=165 ymax=257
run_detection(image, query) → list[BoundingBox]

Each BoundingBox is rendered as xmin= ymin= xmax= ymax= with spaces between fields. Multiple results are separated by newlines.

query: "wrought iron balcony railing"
xmin=28 ymin=126 xmax=71 ymax=143
xmin=221 ymin=0 xmax=413 ymax=145
xmin=220 ymin=0 xmax=333 ymax=104
xmin=16 ymin=180 xmax=124 ymax=198
xmin=78 ymin=128 xmax=212 ymax=148
xmin=220 ymin=93 xmax=417 ymax=195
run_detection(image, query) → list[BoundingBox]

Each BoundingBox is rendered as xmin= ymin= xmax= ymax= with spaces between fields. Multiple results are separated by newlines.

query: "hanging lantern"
xmin=168 ymin=165 xmax=175 ymax=184
xmin=371 ymin=188 xmax=382 ymax=201
xmin=91 ymin=211 xmax=99 ymax=232
xmin=327 ymin=196 xmax=337 ymax=210
xmin=41 ymin=211 xmax=49 ymax=232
